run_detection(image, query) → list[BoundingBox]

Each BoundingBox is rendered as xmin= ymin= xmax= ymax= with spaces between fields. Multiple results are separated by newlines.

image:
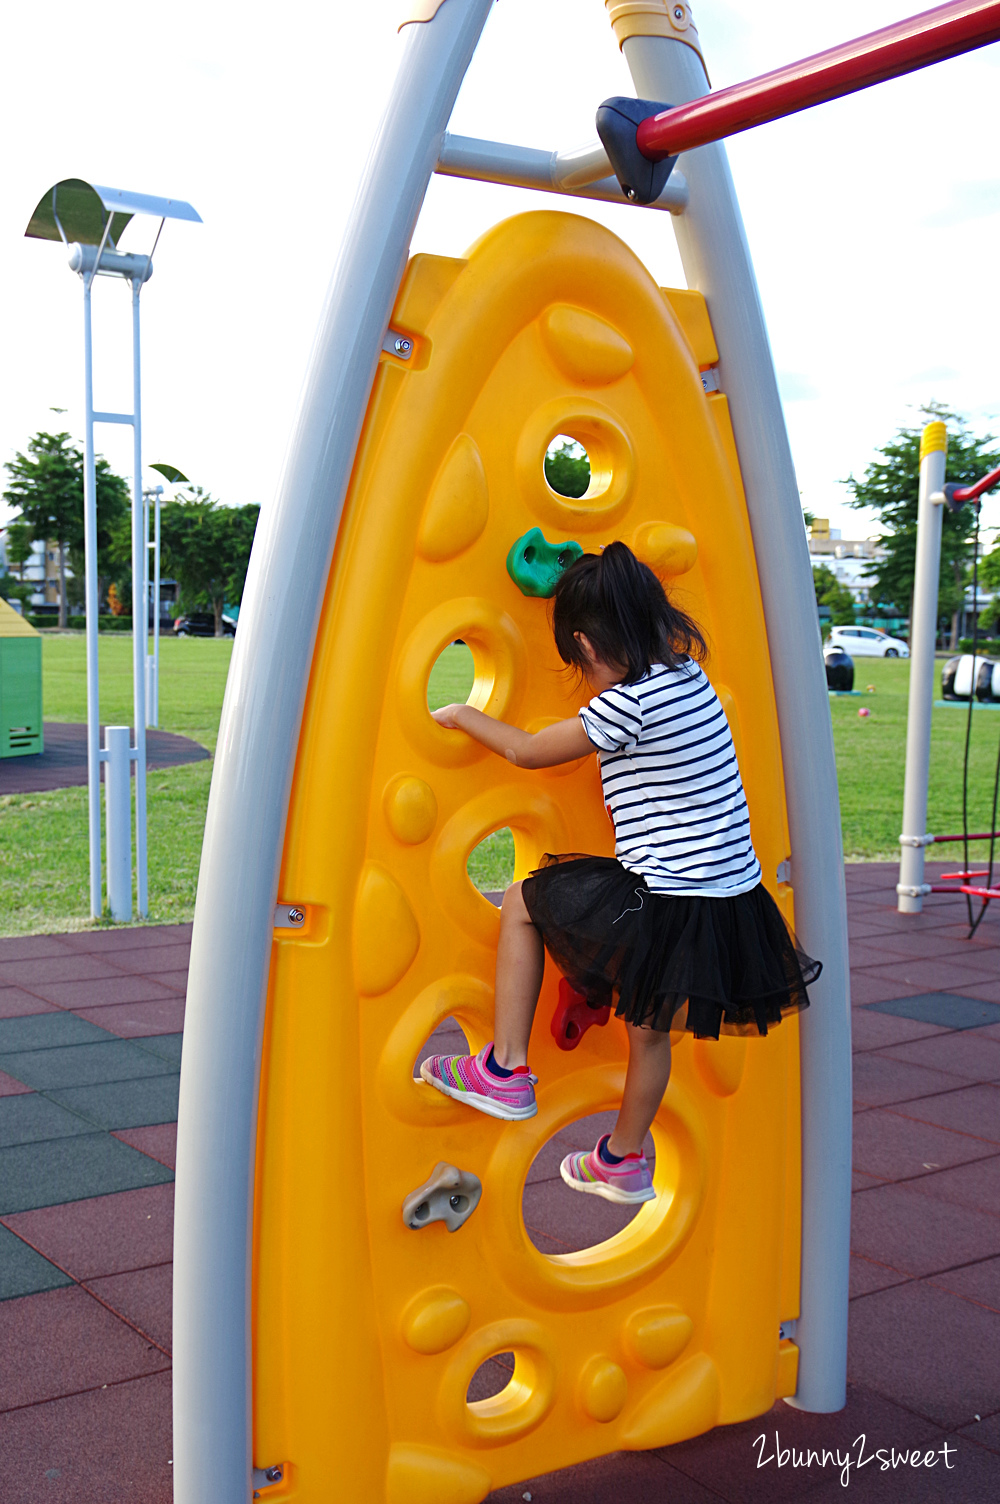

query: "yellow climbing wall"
xmin=252 ymin=211 xmax=802 ymax=1503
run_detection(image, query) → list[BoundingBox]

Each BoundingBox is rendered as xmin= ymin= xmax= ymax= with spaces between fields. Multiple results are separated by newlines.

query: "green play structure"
xmin=0 ymin=599 xmax=43 ymax=757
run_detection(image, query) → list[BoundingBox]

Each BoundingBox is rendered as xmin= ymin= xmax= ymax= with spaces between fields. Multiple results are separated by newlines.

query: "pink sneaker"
xmin=420 ymin=1041 xmax=538 ymax=1121
xmin=560 ymin=1134 xmax=655 ymax=1204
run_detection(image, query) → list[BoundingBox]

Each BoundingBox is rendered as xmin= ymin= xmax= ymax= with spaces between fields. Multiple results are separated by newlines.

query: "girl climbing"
xmin=422 ymin=542 xmax=820 ymax=1205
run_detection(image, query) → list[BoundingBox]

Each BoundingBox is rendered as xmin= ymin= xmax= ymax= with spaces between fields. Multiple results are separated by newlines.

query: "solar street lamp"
xmin=147 ymin=463 xmax=190 ymax=728
xmin=25 ymin=180 xmax=201 ymax=920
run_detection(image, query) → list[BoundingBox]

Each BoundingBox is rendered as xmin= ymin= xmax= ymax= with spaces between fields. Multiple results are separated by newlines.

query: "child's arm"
xmin=431 ymin=704 xmax=594 ymax=768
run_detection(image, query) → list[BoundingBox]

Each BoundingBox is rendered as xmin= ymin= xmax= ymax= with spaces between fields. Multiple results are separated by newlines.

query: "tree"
xmin=977 ymin=543 xmax=1000 ymax=636
xmin=0 ymin=571 xmax=34 ymax=611
xmin=544 ymin=440 xmax=590 ymax=499
xmin=813 ymin=563 xmax=856 ymax=627
xmin=4 ymin=521 xmax=34 ymax=581
xmin=159 ymin=488 xmax=260 ymax=636
xmin=0 ymin=521 xmax=36 ymax=612
xmin=843 ymin=404 xmax=1000 ymax=647
xmin=2 ymin=431 xmax=130 ymax=627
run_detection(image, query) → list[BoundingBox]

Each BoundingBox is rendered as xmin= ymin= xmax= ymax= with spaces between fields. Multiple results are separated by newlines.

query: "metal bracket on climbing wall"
xmin=252 ymin=1463 xmax=286 ymax=1495
xmin=382 ymin=327 xmax=414 ymax=360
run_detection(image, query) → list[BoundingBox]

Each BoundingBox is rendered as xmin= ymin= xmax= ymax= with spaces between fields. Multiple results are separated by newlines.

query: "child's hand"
xmin=431 ymin=703 xmax=467 ymax=729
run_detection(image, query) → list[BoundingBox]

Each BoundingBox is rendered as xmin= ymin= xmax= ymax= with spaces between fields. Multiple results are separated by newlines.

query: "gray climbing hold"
xmin=402 ymin=1162 xmax=482 ymax=1233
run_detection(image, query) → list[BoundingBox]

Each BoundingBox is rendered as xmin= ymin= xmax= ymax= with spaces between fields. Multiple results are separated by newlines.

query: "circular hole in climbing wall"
xmin=467 ymin=1352 xmax=516 ymax=1403
xmin=522 ymin=1112 xmax=656 ymax=1254
xmin=413 ymin=1016 xmax=469 ymax=1080
xmin=427 ymin=639 xmax=475 ymax=712
xmin=467 ymin=829 xmax=514 ymax=898
xmin=544 ymin=436 xmax=590 ymax=499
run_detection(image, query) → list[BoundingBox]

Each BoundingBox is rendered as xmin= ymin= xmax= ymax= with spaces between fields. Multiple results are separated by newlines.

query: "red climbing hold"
xmin=551 ymin=975 xmax=611 ymax=1051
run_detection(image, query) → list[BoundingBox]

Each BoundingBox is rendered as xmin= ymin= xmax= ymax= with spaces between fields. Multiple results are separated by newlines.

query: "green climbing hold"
xmin=506 ymin=527 xmax=583 ymax=599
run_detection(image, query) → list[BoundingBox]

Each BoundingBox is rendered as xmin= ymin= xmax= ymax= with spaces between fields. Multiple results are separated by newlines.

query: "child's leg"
xmin=492 ymin=881 xmax=545 ymax=1069
xmin=607 ymin=1021 xmax=672 ymax=1157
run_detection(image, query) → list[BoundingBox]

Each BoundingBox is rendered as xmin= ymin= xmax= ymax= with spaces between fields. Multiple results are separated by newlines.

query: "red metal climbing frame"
xmin=635 ymin=0 xmax=1000 ymax=161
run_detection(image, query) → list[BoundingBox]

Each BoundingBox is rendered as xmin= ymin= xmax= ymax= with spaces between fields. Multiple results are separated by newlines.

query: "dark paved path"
xmin=0 ymin=867 xmax=998 ymax=1500
xmin=0 ymin=724 xmax=210 ymax=796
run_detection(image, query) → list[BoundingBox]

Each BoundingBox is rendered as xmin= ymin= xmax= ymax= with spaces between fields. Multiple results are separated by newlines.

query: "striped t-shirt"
xmin=578 ymin=660 xmax=761 ymax=898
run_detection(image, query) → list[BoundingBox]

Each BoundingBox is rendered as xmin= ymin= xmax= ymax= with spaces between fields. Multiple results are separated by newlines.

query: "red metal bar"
xmin=928 ymin=830 xmax=1000 ymax=842
xmin=636 ymin=0 xmax=1000 ymax=161
xmin=939 ymin=869 xmax=990 ymax=879
xmin=950 ymin=464 xmax=1000 ymax=502
xmin=929 ymin=883 xmax=1000 ymax=896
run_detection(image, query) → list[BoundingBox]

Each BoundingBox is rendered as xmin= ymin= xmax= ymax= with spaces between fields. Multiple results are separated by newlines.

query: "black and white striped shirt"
xmin=578 ymin=660 xmax=761 ymax=897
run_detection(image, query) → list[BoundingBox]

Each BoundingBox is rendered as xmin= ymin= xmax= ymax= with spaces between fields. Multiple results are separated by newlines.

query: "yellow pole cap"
xmin=605 ymin=1 xmax=707 ymax=70
xmin=919 ymin=421 xmax=948 ymax=460
xmin=398 ymin=0 xmax=448 ymax=30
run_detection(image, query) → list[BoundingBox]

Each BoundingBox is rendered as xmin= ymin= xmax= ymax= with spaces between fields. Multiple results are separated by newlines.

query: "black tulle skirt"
xmin=521 ymin=854 xmax=821 ymax=1040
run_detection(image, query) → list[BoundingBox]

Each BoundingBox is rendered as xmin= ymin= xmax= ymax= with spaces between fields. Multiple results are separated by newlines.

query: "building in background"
xmin=0 ymin=530 xmax=69 ymax=615
xmin=808 ymin=519 xmax=885 ymax=607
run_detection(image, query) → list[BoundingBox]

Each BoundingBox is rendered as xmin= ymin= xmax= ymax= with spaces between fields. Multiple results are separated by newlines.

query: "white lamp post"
xmin=143 ymin=485 xmax=163 ymax=726
xmin=25 ymin=181 xmax=201 ymax=920
xmin=145 ymin=463 xmax=189 ymax=728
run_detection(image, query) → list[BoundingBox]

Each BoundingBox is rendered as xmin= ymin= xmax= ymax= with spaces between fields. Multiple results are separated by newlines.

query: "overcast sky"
xmin=1 ymin=0 xmax=998 ymax=540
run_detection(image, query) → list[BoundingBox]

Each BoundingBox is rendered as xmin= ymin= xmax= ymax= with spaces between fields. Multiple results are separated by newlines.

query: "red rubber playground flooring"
xmin=1 ymin=864 xmax=999 ymax=1501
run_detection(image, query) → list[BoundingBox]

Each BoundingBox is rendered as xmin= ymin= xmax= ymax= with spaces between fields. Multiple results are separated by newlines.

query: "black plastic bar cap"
xmin=596 ymin=96 xmax=678 ymax=205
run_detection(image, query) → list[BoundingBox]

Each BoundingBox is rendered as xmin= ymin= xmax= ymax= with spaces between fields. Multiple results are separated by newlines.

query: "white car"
xmin=827 ymin=626 xmax=909 ymax=658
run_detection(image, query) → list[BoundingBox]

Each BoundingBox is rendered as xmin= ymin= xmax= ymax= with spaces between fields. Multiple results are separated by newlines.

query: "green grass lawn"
xmin=3 ymin=640 xmax=999 ymax=936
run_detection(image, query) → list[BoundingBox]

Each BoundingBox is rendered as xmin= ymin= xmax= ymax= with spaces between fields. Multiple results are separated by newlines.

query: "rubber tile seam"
xmin=874 ymin=1102 xmax=1000 ymax=1146
xmin=0 ymin=1220 xmax=173 ymax=1285
xmin=0 ymin=1083 xmax=179 ymax=1139
xmin=921 ymin=1276 xmax=1000 ymax=1317
xmin=0 ymin=1221 xmax=173 ymax=1359
xmin=852 ymin=1077 xmax=1000 ymax=1115
xmin=851 ymin=1031 xmax=955 ymax=1054
xmin=0 ymin=1085 xmax=178 ymax=1141
xmin=0 ymin=1364 xmax=172 ymax=1418
xmin=849 ymin=1248 xmax=1000 ymax=1305
xmin=850 ymin=1148 xmax=1000 ymax=1194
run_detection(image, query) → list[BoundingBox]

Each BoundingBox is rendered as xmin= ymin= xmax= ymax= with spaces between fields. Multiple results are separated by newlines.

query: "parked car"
xmin=827 ymin=626 xmax=909 ymax=658
xmin=173 ymin=612 xmax=237 ymax=638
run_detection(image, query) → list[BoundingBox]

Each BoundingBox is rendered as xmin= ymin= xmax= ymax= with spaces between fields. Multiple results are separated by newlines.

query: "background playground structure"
xmin=0 ymin=635 xmax=227 ymax=935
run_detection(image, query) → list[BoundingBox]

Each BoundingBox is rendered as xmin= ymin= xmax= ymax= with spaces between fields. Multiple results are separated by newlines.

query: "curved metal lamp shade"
xmin=25 ymin=178 xmax=201 ymax=246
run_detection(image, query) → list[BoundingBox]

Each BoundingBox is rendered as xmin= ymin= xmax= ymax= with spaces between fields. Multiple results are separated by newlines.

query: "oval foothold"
xmin=401 ymin=1287 xmax=472 ymax=1356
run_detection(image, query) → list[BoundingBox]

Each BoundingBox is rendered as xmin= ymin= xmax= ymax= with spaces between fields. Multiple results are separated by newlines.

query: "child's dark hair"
xmin=551 ymin=541 xmax=706 ymax=684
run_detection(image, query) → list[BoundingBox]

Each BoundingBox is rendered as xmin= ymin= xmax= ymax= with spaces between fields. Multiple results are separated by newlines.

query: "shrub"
xmin=958 ymin=637 xmax=1000 ymax=656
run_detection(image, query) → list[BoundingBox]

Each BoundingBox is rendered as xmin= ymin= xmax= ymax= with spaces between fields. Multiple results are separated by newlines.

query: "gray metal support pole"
xmin=81 ymin=278 xmax=102 ymax=919
xmin=130 ymin=280 xmax=149 ymax=917
xmin=619 ymin=31 xmax=852 ymax=1412
xmin=105 ymin=726 xmax=132 ymax=921
xmin=171 ymin=3 xmax=495 ymax=1500
xmin=898 ymin=426 xmax=948 ymax=912
xmin=151 ymin=488 xmax=161 ymax=727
